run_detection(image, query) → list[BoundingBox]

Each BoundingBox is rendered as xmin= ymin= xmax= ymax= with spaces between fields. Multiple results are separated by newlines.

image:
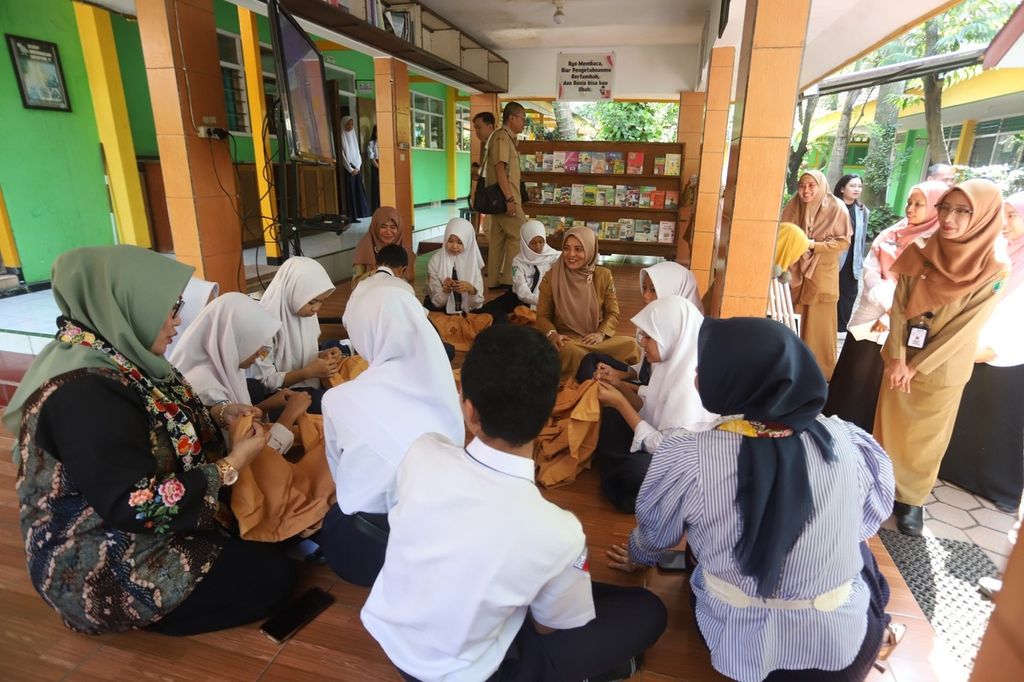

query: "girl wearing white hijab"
xmin=165 ymin=277 xmax=219 ymax=358
xmin=480 ymin=219 xmax=561 ymax=321
xmin=340 ymin=116 xmax=370 ymax=219
xmin=426 ymin=218 xmax=486 ymax=314
xmin=170 ymin=293 xmax=311 ymax=454
xmin=251 ymin=257 xmax=337 ymax=412
xmin=594 ymin=296 xmax=718 ymax=512
xmin=319 ymin=285 xmax=464 ymax=585
xmin=641 ymin=261 xmax=703 ymax=313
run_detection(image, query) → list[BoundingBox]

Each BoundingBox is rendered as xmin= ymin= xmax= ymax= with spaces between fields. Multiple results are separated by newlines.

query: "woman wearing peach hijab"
xmin=535 ymin=227 xmax=638 ymax=377
xmin=940 ymin=191 xmax=1024 ymax=511
xmin=352 ymin=206 xmax=414 ymax=283
xmin=874 ymin=179 xmax=1007 ymax=536
xmin=780 ymin=170 xmax=852 ymax=379
xmin=824 ymin=181 xmax=947 ymax=432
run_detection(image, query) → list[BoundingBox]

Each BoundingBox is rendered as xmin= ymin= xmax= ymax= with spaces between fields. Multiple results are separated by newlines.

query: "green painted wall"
xmin=456 ymin=151 xmax=470 ymax=198
xmin=0 ymin=0 xmax=115 ymax=283
xmin=889 ymin=130 xmax=929 ymax=213
xmin=111 ymin=16 xmax=157 ymax=157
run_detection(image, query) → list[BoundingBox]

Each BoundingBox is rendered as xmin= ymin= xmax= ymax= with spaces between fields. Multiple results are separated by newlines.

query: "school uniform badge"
xmin=573 ymin=547 xmax=590 ymax=572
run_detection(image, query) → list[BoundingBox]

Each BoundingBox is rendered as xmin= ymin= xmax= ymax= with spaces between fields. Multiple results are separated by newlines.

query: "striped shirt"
xmin=628 ymin=416 xmax=895 ymax=682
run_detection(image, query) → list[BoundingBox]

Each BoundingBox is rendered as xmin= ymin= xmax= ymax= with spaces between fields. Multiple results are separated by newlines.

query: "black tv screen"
xmin=269 ymin=0 xmax=336 ymax=164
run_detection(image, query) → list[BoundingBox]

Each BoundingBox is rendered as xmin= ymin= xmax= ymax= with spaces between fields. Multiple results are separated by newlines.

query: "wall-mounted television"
xmin=268 ymin=0 xmax=336 ymax=164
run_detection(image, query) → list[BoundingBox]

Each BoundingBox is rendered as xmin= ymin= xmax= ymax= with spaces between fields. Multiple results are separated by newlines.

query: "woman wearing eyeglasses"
xmin=3 ymin=246 xmax=295 ymax=635
xmin=873 ymin=179 xmax=1008 ymax=535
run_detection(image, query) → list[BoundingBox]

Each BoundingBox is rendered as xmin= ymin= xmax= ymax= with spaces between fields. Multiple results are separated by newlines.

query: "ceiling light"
xmin=553 ymin=1 xmax=565 ymax=24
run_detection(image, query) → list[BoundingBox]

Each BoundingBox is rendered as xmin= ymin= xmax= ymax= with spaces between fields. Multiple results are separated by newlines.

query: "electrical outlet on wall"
xmin=197 ymin=126 xmax=228 ymax=140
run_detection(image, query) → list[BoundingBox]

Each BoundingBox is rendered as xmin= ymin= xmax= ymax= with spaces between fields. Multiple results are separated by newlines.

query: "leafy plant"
xmin=867 ymin=204 xmax=903 ymax=241
xmin=954 ymin=164 xmax=1024 ymax=195
xmin=575 ymin=101 xmax=679 ymax=142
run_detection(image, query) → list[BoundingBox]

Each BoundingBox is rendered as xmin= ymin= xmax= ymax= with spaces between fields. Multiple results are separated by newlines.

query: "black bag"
xmin=473 ymin=175 xmax=507 ymax=215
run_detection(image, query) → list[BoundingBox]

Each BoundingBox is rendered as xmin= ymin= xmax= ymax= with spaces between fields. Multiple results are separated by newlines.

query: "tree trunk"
xmin=861 ymin=80 xmax=901 ymax=207
xmin=787 ymin=94 xmax=819 ymax=194
xmin=923 ymin=19 xmax=950 ymax=166
xmin=826 ymin=89 xmax=860 ymax=187
xmin=553 ymin=102 xmax=577 ymax=140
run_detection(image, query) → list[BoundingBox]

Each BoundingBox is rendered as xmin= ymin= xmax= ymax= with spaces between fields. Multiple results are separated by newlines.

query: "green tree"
xmin=576 ymin=101 xmax=679 ymax=142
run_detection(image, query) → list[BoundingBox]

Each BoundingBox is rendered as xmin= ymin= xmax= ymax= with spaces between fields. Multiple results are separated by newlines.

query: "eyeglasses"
xmin=936 ymin=203 xmax=973 ymax=219
xmin=171 ymin=296 xmax=185 ymax=318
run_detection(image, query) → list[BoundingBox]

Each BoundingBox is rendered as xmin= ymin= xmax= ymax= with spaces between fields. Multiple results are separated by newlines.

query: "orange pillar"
xmin=676 ymin=91 xmax=705 ymax=267
xmin=136 ymin=0 xmax=244 ymax=292
xmin=710 ymin=0 xmax=812 ymax=318
xmin=690 ymin=47 xmax=735 ymax=295
xmin=374 ymin=57 xmax=414 ymax=274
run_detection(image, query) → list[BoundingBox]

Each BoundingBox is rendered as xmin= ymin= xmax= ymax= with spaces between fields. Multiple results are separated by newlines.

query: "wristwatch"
xmin=216 ymin=459 xmax=239 ymax=486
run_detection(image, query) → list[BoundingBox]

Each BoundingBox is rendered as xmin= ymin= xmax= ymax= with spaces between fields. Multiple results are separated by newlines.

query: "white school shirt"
xmin=511 ymin=260 xmax=553 ymax=308
xmin=977 ymin=282 xmax=1024 ymax=367
xmin=361 ymin=434 xmax=596 ymax=682
xmin=427 ymin=249 xmax=485 ymax=313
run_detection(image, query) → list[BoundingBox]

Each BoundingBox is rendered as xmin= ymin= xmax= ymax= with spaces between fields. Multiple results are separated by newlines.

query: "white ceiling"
xmin=418 ymin=0 xmax=717 ymax=49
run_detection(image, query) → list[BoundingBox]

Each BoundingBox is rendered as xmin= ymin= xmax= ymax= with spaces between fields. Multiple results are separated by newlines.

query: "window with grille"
xmin=968 ymin=117 xmax=1024 ymax=168
xmin=456 ymin=103 xmax=471 ymax=152
xmin=412 ymin=92 xmax=445 ymax=150
xmin=217 ymin=32 xmax=249 ymax=134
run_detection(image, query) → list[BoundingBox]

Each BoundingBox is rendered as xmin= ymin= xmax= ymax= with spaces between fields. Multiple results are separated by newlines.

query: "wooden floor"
xmin=0 ymin=257 xmax=946 ymax=681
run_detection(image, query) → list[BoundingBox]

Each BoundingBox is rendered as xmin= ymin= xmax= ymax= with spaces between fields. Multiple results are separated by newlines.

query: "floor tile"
xmin=927 ymin=502 xmax=978 ymax=529
xmin=964 ymin=526 xmax=1013 ymax=556
xmin=923 ymin=520 xmax=971 ymax=543
xmin=969 ymin=508 xmax=1016 ymax=534
xmin=931 ymin=485 xmax=983 ymax=511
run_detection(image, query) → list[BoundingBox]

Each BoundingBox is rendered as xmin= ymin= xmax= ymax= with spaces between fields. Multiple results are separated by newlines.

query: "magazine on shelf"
xmin=608 ymin=152 xmax=625 ymax=174
xmin=635 ymin=220 xmax=653 ymax=242
xmin=525 ymin=182 xmax=542 ymax=203
xmin=653 ymin=156 xmax=666 ymax=176
xmin=665 ymin=153 xmax=682 ymax=176
xmin=583 ymin=184 xmax=598 ymax=206
xmin=614 ymin=185 xmax=627 ymax=207
xmin=618 ymin=218 xmax=635 ymax=241
xmin=542 ymin=183 xmax=556 ymax=204
xmin=579 ymin=152 xmax=592 ymax=174
xmin=598 ymin=184 xmax=615 ymax=207
xmin=625 ymin=186 xmax=640 ymax=208
xmin=603 ymin=221 xmax=620 ymax=240
xmin=665 ymin=190 xmax=680 ymax=210
xmin=564 ymin=151 xmax=579 ymax=173
xmin=592 ymin=153 xmax=607 ymax=174
xmin=521 ymin=154 xmax=536 ymax=172
xmin=586 ymin=221 xmax=601 ymax=235
xmin=627 ymin=152 xmax=644 ymax=175
xmin=543 ymin=153 xmax=554 ymax=172
xmin=557 ymin=186 xmax=573 ymax=205
xmin=658 ymin=220 xmax=676 ymax=244
xmin=570 ymin=184 xmax=585 ymax=205
xmin=553 ymin=151 xmax=566 ymax=173
xmin=650 ymin=190 xmax=666 ymax=209
xmin=639 ymin=185 xmax=657 ymax=208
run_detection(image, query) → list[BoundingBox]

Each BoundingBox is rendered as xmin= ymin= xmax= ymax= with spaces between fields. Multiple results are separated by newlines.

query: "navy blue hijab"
xmin=696 ymin=317 xmax=835 ymax=598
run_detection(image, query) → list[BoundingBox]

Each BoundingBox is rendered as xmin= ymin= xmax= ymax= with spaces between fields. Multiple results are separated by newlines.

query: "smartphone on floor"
xmin=259 ymin=587 xmax=335 ymax=644
xmin=656 ymin=549 xmax=690 ymax=572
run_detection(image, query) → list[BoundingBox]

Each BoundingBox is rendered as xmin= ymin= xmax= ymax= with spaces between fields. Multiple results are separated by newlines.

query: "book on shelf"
xmin=521 ymin=154 xmax=536 ymax=172
xmin=579 ymin=152 xmax=592 ymax=174
xmin=571 ymin=184 xmax=585 ymax=205
xmin=603 ymin=222 xmax=620 ymax=240
xmin=634 ymin=219 xmax=653 ymax=242
xmin=608 ymin=152 xmax=625 ymax=174
xmin=658 ymin=220 xmax=676 ymax=244
xmin=598 ymin=184 xmax=615 ymax=207
xmin=627 ymin=152 xmax=645 ymax=175
xmin=639 ymin=185 xmax=657 ymax=208
xmin=535 ymin=152 xmax=545 ymax=169
xmin=542 ymin=183 xmax=556 ymax=204
xmin=564 ymin=151 xmax=579 ymax=173
xmin=585 ymin=221 xmax=601 ymax=235
xmin=553 ymin=151 xmax=566 ymax=173
xmin=543 ymin=153 xmax=554 ymax=172
xmin=664 ymin=190 xmax=679 ymax=210
xmin=618 ymin=218 xmax=635 ymax=241
xmin=653 ymin=156 xmax=666 ymax=176
xmin=592 ymin=153 xmax=607 ymax=174
xmin=525 ymin=182 xmax=542 ymax=203
xmin=624 ymin=186 xmax=640 ymax=208
xmin=614 ymin=185 xmax=627 ymax=207
xmin=583 ymin=184 xmax=598 ymax=206
xmin=664 ymin=153 xmax=682 ymax=176
xmin=650 ymin=190 xmax=666 ymax=209
xmin=557 ymin=186 xmax=573 ymax=205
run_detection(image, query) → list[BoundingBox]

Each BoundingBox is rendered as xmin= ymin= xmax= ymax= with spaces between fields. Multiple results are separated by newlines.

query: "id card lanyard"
xmin=907 ymin=312 xmax=935 ymax=349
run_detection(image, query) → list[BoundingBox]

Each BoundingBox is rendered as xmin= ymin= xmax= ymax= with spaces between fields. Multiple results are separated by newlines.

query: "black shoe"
xmin=585 ymin=653 xmax=643 ymax=682
xmin=893 ymin=502 xmax=924 ymax=536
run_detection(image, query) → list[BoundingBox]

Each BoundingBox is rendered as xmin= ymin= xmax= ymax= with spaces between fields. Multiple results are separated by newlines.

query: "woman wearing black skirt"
xmin=824 ymin=181 xmax=947 ymax=431
xmin=940 ymin=192 xmax=1024 ymax=511
xmin=340 ymin=116 xmax=370 ymax=219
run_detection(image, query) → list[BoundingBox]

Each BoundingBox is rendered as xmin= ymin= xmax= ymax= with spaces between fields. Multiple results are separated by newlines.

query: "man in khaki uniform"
xmin=485 ymin=102 xmax=528 ymax=288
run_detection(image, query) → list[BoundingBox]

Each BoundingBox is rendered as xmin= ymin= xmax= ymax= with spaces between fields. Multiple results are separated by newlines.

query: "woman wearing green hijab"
xmin=3 ymin=245 xmax=296 ymax=635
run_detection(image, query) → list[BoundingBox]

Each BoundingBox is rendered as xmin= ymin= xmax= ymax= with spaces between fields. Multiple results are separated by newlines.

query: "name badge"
xmin=907 ymin=324 xmax=929 ymax=349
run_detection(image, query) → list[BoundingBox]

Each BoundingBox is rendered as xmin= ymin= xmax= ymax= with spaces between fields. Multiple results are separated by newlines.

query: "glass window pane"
xmin=338 ymin=72 xmax=355 ymax=93
xmin=221 ymin=66 xmax=249 ymax=132
xmin=969 ymin=136 xmax=996 ymax=167
xmin=218 ymin=34 xmax=239 ymax=65
xmin=260 ymin=46 xmax=275 ymax=75
xmin=413 ymin=111 xmax=427 ymax=147
xmin=430 ymin=98 xmax=444 ymax=114
xmin=412 ymin=93 xmax=424 ymax=111
xmin=992 ymin=134 xmax=1023 ymax=166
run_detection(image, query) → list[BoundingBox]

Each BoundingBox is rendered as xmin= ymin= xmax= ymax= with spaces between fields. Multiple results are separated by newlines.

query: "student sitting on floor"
xmin=250 ymin=256 xmax=339 ymax=414
xmin=170 ymin=293 xmax=313 ymax=456
xmin=362 ymin=325 xmax=667 ymax=682
xmin=535 ymin=226 xmax=638 ymax=377
xmin=351 ymin=243 xmax=416 ymax=300
xmin=609 ymin=317 xmax=901 ymax=682
xmin=164 ymin=276 xmax=219 ymax=358
xmin=351 ymin=206 xmax=415 ymax=284
xmin=594 ymin=295 xmax=718 ymax=513
xmin=575 ymin=259 xmax=701 ymax=383
xmin=480 ymin=219 xmax=561 ymax=321
xmin=319 ymin=284 xmax=463 ymax=586
xmin=424 ymin=217 xmax=485 ymax=314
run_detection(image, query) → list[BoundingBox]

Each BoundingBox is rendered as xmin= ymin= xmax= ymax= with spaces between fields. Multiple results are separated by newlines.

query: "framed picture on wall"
xmin=6 ymin=34 xmax=71 ymax=112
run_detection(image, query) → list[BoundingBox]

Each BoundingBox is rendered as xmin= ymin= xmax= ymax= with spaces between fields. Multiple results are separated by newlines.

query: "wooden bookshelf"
xmin=518 ymin=140 xmax=687 ymax=261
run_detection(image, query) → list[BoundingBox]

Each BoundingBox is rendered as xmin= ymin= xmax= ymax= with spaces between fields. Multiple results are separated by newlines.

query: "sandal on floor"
xmin=877 ymin=622 xmax=906 ymax=661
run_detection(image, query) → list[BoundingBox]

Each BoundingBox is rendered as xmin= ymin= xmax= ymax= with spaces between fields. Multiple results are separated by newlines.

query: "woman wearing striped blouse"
xmin=608 ymin=317 xmax=900 ymax=682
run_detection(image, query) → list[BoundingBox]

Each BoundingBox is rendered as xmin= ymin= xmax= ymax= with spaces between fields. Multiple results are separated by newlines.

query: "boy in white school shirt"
xmin=361 ymin=325 xmax=667 ymax=682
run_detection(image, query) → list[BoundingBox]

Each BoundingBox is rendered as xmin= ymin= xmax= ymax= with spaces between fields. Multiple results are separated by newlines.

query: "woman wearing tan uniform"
xmin=781 ymin=169 xmax=852 ymax=380
xmin=536 ymin=227 xmax=638 ymax=377
xmin=874 ymin=179 xmax=1007 ymax=535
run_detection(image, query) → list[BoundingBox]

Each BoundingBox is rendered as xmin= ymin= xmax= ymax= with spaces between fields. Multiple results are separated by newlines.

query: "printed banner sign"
xmin=556 ymin=52 xmax=615 ymax=101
